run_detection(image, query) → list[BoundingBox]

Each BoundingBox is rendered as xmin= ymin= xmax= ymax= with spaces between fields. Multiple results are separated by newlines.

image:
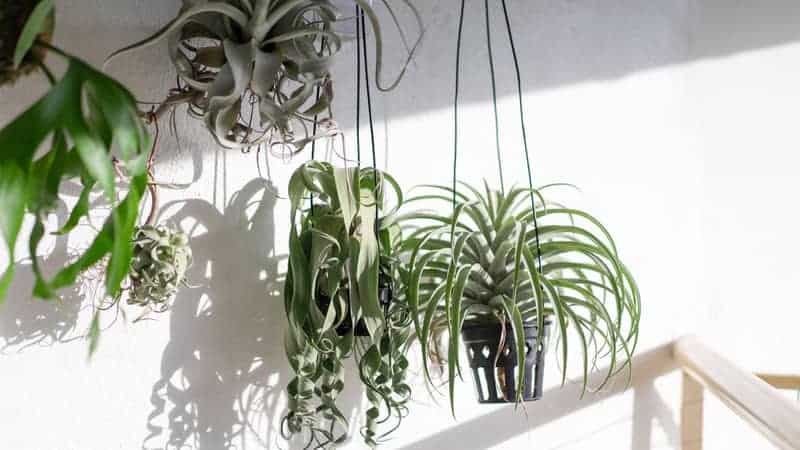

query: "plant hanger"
xmin=399 ymin=0 xmax=641 ymax=412
xmin=281 ymin=6 xmax=413 ymax=448
xmin=449 ymin=0 xmax=548 ymax=407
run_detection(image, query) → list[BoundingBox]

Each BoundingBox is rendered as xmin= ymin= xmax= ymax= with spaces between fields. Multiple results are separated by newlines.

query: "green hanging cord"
xmin=309 ymin=30 xmax=329 ymax=213
xmin=500 ymin=0 xmax=543 ymax=272
xmin=355 ymin=4 xmax=363 ymax=165
xmin=484 ymin=0 xmax=505 ymax=194
xmin=360 ymin=7 xmax=380 ymax=238
xmin=453 ymin=0 xmax=467 ymax=210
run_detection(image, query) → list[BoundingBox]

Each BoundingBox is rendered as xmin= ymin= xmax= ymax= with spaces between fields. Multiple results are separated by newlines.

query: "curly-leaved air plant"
xmin=127 ymin=224 xmax=193 ymax=312
xmin=282 ymin=161 xmax=413 ymax=448
xmin=0 ymin=0 xmax=151 ymax=316
xmin=399 ymin=183 xmax=641 ymax=412
xmin=106 ymin=0 xmax=423 ymax=152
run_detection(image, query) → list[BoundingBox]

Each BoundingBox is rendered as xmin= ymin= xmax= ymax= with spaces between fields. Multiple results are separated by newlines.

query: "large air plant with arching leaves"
xmin=282 ymin=161 xmax=413 ymax=448
xmin=0 ymin=1 xmax=150 ymax=307
xmin=400 ymin=183 xmax=641 ymax=413
xmin=107 ymin=0 xmax=422 ymax=151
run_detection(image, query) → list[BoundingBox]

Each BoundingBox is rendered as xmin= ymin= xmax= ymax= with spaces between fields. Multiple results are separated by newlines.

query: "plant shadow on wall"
xmin=0 ymin=195 xmax=99 ymax=354
xmin=142 ymin=176 xmax=364 ymax=450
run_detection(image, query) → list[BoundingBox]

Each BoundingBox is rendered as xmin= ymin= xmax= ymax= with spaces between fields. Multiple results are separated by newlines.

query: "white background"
xmin=1 ymin=0 xmax=799 ymax=449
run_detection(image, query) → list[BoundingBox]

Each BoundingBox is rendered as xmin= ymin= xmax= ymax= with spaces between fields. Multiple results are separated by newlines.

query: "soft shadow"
xmin=0 ymin=201 xmax=86 ymax=353
xmin=397 ymin=343 xmax=678 ymax=450
xmin=142 ymin=178 xmax=365 ymax=450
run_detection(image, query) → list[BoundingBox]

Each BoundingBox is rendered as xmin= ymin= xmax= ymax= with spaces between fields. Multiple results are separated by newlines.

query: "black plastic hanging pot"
xmin=461 ymin=320 xmax=552 ymax=403
xmin=316 ymin=271 xmax=394 ymax=337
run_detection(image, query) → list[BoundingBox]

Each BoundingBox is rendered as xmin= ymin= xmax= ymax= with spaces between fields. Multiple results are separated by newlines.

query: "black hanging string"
xmin=484 ymin=0 xmax=505 ymax=194
xmin=452 ymin=0 xmax=466 ymax=211
xmin=499 ymin=0 xmax=543 ymax=273
xmin=359 ymin=7 xmax=383 ymax=266
xmin=355 ymin=4 xmax=362 ymax=165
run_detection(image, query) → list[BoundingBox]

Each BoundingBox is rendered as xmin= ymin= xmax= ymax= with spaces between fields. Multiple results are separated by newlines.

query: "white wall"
xmin=1 ymin=1 xmax=799 ymax=449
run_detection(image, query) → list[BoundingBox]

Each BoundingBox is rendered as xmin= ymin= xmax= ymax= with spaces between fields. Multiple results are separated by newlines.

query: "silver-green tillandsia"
xmin=399 ymin=182 xmax=641 ymax=414
xmin=282 ymin=161 xmax=413 ymax=447
xmin=106 ymin=0 xmax=423 ymax=151
xmin=127 ymin=224 xmax=193 ymax=311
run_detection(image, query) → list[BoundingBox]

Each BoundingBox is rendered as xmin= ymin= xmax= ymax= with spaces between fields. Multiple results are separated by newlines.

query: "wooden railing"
xmin=400 ymin=336 xmax=800 ymax=450
xmin=675 ymin=336 xmax=800 ymax=450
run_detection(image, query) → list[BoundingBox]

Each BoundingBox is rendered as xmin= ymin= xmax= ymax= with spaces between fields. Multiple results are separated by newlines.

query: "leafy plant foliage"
xmin=0 ymin=5 xmax=150 ymax=305
xmin=400 ymin=183 xmax=641 ymax=412
xmin=282 ymin=161 xmax=412 ymax=447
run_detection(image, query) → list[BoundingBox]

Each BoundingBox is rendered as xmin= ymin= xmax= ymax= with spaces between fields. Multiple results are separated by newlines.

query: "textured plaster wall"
xmin=1 ymin=1 xmax=799 ymax=449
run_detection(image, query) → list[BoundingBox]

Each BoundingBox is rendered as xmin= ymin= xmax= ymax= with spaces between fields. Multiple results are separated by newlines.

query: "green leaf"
xmin=13 ymin=0 xmax=55 ymax=68
xmin=87 ymin=310 xmax=101 ymax=359
xmin=0 ymin=54 xmax=149 ymax=304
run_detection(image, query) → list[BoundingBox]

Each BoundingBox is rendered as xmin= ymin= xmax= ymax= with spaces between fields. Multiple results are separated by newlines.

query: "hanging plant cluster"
xmin=0 ymin=1 xmax=644 ymax=449
xmin=107 ymin=0 xmax=422 ymax=153
xmin=282 ymin=161 xmax=412 ymax=447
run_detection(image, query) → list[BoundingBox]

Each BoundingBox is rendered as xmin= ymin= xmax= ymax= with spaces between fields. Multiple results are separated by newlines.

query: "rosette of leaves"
xmin=107 ymin=0 xmax=422 ymax=151
xmin=400 ymin=183 xmax=641 ymax=413
xmin=282 ymin=161 xmax=412 ymax=448
xmin=0 ymin=1 xmax=150 ymax=306
xmin=127 ymin=224 xmax=193 ymax=311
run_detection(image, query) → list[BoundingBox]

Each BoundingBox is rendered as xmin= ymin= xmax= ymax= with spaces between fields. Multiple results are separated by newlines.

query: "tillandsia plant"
xmin=127 ymin=224 xmax=193 ymax=312
xmin=106 ymin=0 xmax=422 ymax=152
xmin=0 ymin=1 xmax=151 ymax=308
xmin=282 ymin=161 xmax=412 ymax=448
xmin=400 ymin=182 xmax=641 ymax=412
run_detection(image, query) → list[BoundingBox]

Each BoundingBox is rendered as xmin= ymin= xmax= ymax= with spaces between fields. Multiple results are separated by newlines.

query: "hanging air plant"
xmin=127 ymin=224 xmax=193 ymax=311
xmin=282 ymin=161 xmax=413 ymax=448
xmin=0 ymin=0 xmax=54 ymax=86
xmin=107 ymin=0 xmax=422 ymax=152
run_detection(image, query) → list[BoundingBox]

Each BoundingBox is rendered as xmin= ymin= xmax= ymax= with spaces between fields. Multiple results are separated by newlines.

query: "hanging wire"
xmin=359 ymin=6 xmax=381 ymax=240
xmin=355 ymin=4 xmax=363 ymax=165
xmin=309 ymin=26 xmax=329 ymax=213
xmin=452 ymin=0 xmax=467 ymax=210
xmin=500 ymin=0 xmax=543 ymax=273
xmin=484 ymin=0 xmax=505 ymax=194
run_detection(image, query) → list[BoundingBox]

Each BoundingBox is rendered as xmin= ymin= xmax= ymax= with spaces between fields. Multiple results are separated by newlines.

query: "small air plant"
xmin=127 ymin=224 xmax=193 ymax=312
xmin=0 ymin=0 xmax=54 ymax=86
xmin=107 ymin=0 xmax=422 ymax=152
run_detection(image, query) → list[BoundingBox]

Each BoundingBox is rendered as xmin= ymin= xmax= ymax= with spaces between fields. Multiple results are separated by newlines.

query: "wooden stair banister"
xmin=674 ymin=336 xmax=800 ymax=450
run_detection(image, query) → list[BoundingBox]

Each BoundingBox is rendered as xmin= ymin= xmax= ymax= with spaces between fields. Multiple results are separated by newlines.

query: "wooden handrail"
xmin=756 ymin=373 xmax=800 ymax=390
xmin=674 ymin=336 xmax=800 ymax=450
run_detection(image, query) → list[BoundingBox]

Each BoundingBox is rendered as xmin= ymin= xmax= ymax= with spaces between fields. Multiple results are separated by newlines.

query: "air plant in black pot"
xmin=401 ymin=183 xmax=640 ymax=410
xmin=282 ymin=161 xmax=413 ymax=448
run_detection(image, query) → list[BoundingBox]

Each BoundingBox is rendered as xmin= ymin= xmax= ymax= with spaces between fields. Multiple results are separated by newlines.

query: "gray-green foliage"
xmin=400 ymin=183 xmax=641 ymax=412
xmin=128 ymin=224 xmax=193 ymax=310
xmin=0 ymin=1 xmax=150 ymax=305
xmin=107 ymin=0 xmax=422 ymax=150
xmin=283 ymin=161 xmax=411 ymax=448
